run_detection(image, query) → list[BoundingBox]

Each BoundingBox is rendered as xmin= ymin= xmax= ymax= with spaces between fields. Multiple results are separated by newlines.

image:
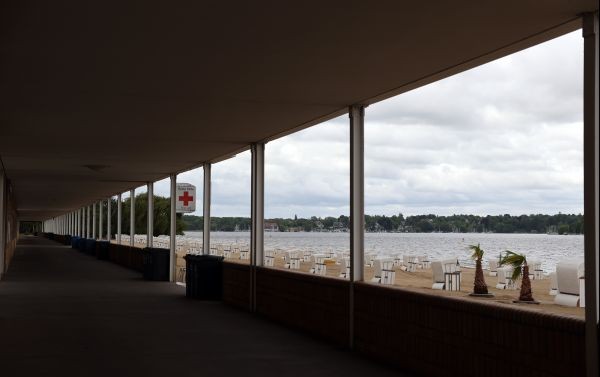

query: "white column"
xmin=0 ymin=173 xmax=6 ymax=278
xmin=99 ymin=200 xmax=104 ymax=240
xmin=251 ymin=143 xmax=265 ymax=267
xmin=147 ymin=182 xmax=154 ymax=247
xmin=117 ymin=194 xmax=122 ymax=244
xmin=92 ymin=202 xmax=97 ymax=239
xmin=86 ymin=205 xmax=90 ymax=238
xmin=583 ymin=12 xmax=599 ymax=377
xmin=349 ymin=105 xmax=365 ymax=348
xmin=350 ymin=105 xmax=365 ymax=282
xmin=107 ymin=197 xmax=112 ymax=241
xmin=130 ymin=189 xmax=135 ymax=247
xmin=169 ymin=174 xmax=177 ymax=282
xmin=203 ymin=163 xmax=211 ymax=254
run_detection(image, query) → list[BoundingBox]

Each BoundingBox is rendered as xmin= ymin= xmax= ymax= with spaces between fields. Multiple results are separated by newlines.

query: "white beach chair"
xmin=364 ymin=253 xmax=375 ymax=267
xmin=239 ymin=247 xmax=249 ymax=260
xmin=548 ymin=271 xmax=558 ymax=296
xmin=487 ymin=260 xmax=498 ymax=277
xmin=554 ymin=259 xmax=585 ymax=307
xmin=284 ymin=251 xmax=300 ymax=269
xmin=264 ymin=250 xmax=275 ymax=267
xmin=303 ymin=251 xmax=312 ymax=262
xmin=309 ymin=254 xmax=327 ymax=275
xmin=339 ymin=257 xmax=350 ymax=278
xmin=496 ymin=266 xmax=517 ymax=290
xmin=370 ymin=258 xmax=395 ymax=284
xmin=431 ymin=261 xmax=445 ymax=290
xmin=370 ymin=259 xmax=383 ymax=283
xmin=528 ymin=259 xmax=544 ymax=280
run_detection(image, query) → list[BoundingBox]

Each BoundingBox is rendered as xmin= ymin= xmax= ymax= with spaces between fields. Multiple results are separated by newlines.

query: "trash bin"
xmin=76 ymin=237 xmax=86 ymax=252
xmin=96 ymin=241 xmax=110 ymax=260
xmin=71 ymin=236 xmax=80 ymax=249
xmin=142 ymin=248 xmax=169 ymax=281
xmin=184 ymin=254 xmax=224 ymax=300
xmin=84 ymin=239 xmax=97 ymax=256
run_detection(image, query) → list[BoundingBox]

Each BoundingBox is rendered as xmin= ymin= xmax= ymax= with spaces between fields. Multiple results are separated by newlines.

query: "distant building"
xmin=264 ymin=222 xmax=279 ymax=232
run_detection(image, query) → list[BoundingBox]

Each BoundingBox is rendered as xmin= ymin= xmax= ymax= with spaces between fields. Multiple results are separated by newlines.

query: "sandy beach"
xmin=166 ymin=245 xmax=585 ymax=319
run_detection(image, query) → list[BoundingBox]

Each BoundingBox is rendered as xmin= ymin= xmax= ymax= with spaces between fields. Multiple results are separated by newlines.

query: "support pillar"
xmin=0 ymin=173 xmax=6 ymax=278
xmin=147 ymin=182 xmax=154 ymax=247
xmin=250 ymin=143 xmax=265 ymax=312
xmin=85 ymin=206 xmax=89 ymax=238
xmin=169 ymin=174 xmax=177 ymax=282
xmin=117 ymin=194 xmax=122 ymax=244
xmin=349 ymin=104 xmax=365 ymax=348
xmin=99 ymin=200 xmax=103 ymax=240
xmin=92 ymin=202 xmax=97 ymax=239
xmin=107 ymin=197 xmax=112 ymax=241
xmin=130 ymin=189 xmax=135 ymax=247
xmin=583 ymin=12 xmax=599 ymax=377
xmin=203 ymin=164 xmax=211 ymax=255
xmin=251 ymin=143 xmax=265 ymax=268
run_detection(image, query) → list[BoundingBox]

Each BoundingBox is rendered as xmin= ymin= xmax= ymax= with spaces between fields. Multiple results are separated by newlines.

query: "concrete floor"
xmin=0 ymin=236 xmax=409 ymax=377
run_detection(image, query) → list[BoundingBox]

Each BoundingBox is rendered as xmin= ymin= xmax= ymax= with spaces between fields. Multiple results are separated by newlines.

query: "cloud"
xmin=153 ymin=31 xmax=583 ymax=218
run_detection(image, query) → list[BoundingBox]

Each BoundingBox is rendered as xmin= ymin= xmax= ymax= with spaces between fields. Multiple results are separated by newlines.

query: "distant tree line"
xmin=182 ymin=213 xmax=583 ymax=234
xmin=82 ymin=193 xmax=185 ymax=237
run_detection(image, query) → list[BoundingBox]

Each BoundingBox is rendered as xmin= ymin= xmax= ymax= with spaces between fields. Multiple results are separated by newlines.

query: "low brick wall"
xmin=108 ymin=243 xmax=143 ymax=272
xmin=222 ymin=262 xmax=252 ymax=310
xmin=353 ymin=283 xmax=585 ymax=377
xmin=255 ymin=267 xmax=350 ymax=346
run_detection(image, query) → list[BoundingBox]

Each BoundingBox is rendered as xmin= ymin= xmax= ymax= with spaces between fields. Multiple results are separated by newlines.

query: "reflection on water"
xmin=185 ymin=231 xmax=583 ymax=272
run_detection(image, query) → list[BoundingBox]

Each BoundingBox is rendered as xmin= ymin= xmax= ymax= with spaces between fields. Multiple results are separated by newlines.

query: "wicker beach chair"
xmin=487 ymin=260 xmax=498 ymax=276
xmin=548 ymin=271 xmax=558 ymax=295
xmin=431 ymin=261 xmax=445 ymax=290
xmin=339 ymin=257 xmax=350 ymax=278
xmin=554 ymin=259 xmax=585 ymax=307
xmin=496 ymin=266 xmax=517 ymax=290
xmin=309 ymin=254 xmax=327 ymax=275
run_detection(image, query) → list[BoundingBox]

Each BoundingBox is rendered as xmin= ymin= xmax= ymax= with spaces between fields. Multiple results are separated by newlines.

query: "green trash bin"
xmin=184 ymin=254 xmax=224 ymax=300
xmin=142 ymin=248 xmax=169 ymax=281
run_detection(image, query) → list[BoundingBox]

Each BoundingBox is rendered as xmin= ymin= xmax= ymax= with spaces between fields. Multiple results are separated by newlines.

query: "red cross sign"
xmin=178 ymin=191 xmax=194 ymax=206
xmin=175 ymin=183 xmax=196 ymax=213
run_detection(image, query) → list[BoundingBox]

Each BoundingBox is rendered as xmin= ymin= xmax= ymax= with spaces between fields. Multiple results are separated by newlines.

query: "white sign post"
xmin=176 ymin=183 xmax=196 ymax=213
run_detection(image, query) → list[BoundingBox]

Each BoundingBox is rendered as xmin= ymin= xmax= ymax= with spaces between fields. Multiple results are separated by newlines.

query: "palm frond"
xmin=469 ymin=243 xmax=484 ymax=260
xmin=499 ymin=250 xmax=527 ymax=281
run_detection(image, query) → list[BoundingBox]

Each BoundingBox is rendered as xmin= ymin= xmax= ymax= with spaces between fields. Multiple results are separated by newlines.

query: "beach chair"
xmin=284 ymin=251 xmax=300 ymax=269
xmin=419 ymin=255 xmax=430 ymax=269
xmin=309 ymin=254 xmax=327 ymax=275
xmin=264 ymin=250 xmax=275 ymax=267
xmin=528 ymin=259 xmax=543 ymax=280
xmin=548 ymin=271 xmax=558 ymax=295
xmin=222 ymin=245 xmax=231 ymax=258
xmin=370 ymin=258 xmax=395 ymax=284
xmin=393 ymin=254 xmax=403 ymax=267
xmin=496 ymin=266 xmax=517 ymax=290
xmin=488 ymin=260 xmax=498 ymax=276
xmin=339 ymin=257 xmax=350 ymax=278
xmin=380 ymin=258 xmax=395 ymax=284
xmin=239 ymin=247 xmax=249 ymax=260
xmin=554 ymin=259 xmax=585 ymax=307
xmin=364 ymin=253 xmax=374 ymax=267
xmin=431 ymin=261 xmax=445 ymax=290
xmin=303 ymin=251 xmax=312 ymax=262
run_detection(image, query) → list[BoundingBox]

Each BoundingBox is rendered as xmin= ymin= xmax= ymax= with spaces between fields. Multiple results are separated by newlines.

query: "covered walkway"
xmin=0 ymin=236 xmax=405 ymax=377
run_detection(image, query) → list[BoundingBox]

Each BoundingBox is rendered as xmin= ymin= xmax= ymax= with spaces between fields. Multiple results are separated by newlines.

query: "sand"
xmin=121 ymin=239 xmax=584 ymax=319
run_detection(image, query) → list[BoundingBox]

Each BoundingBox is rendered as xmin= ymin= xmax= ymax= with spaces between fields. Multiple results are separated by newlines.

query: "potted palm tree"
xmin=499 ymin=250 xmax=538 ymax=304
xmin=468 ymin=243 xmax=493 ymax=297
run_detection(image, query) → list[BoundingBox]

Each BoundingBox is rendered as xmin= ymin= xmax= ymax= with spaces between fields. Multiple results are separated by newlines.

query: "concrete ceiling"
xmin=1 ymin=1 xmax=597 ymax=221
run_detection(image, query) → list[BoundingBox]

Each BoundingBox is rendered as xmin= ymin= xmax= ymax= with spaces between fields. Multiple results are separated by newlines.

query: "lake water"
xmin=183 ymin=231 xmax=584 ymax=273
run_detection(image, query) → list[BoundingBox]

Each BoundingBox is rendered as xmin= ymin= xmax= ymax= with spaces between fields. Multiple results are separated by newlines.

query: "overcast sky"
xmin=153 ymin=31 xmax=583 ymax=218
